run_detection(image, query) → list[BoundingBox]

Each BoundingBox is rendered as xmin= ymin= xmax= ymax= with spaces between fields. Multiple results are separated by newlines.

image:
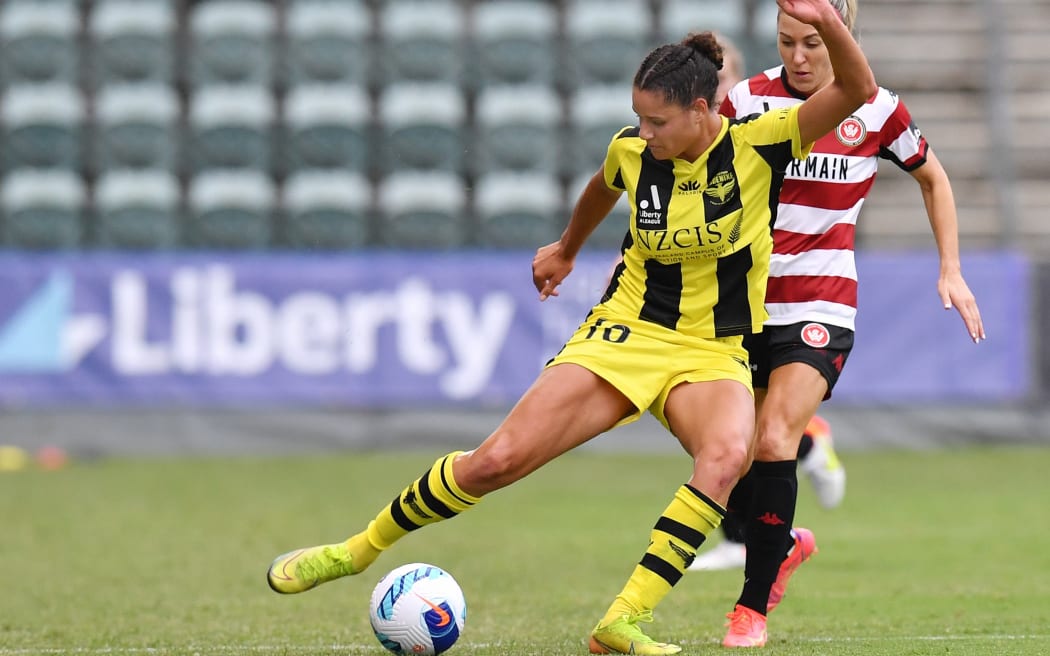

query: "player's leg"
xmin=591 ymin=369 xmax=754 ymax=655
xmin=268 ymin=362 xmax=634 ymax=594
xmin=687 ymin=470 xmax=750 ymax=571
xmin=723 ymin=363 xmax=823 ymax=647
xmin=689 ymin=327 xmax=768 ymax=573
xmin=724 ymin=322 xmax=852 ymax=646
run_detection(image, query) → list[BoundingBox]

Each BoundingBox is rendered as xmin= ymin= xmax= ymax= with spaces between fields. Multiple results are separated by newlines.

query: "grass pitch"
xmin=1 ymin=445 xmax=1048 ymax=655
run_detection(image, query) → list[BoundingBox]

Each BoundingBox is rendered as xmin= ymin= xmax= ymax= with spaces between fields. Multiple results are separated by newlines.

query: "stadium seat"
xmin=188 ymin=85 xmax=275 ymax=173
xmin=377 ymin=82 xmax=466 ymax=174
xmin=376 ymin=0 xmax=466 ymax=84
xmin=283 ymin=169 xmax=372 ymax=249
xmin=376 ymin=171 xmax=467 ymax=248
xmin=187 ymin=169 xmax=276 ymax=249
xmin=92 ymin=84 xmax=180 ymax=173
xmin=0 ymin=1 xmax=79 ymax=87
xmin=752 ymin=0 xmax=780 ymax=41
xmin=473 ymin=84 xmax=562 ymax=175
xmin=282 ymin=84 xmax=371 ymax=174
xmin=565 ymin=84 xmax=637 ymax=177
xmin=93 ymin=169 xmax=181 ymax=249
xmin=0 ymin=84 xmax=84 ymax=172
xmin=568 ymin=172 xmax=631 ymax=251
xmin=285 ymin=0 xmax=371 ymax=85
xmin=0 ymin=169 xmax=85 ymax=249
xmin=188 ymin=0 xmax=276 ymax=86
xmin=563 ymin=0 xmax=654 ymax=88
xmin=87 ymin=0 xmax=177 ymax=86
xmin=472 ymin=1 xmax=559 ymax=88
xmin=475 ymin=171 xmax=563 ymax=248
xmin=657 ymin=0 xmax=746 ymax=43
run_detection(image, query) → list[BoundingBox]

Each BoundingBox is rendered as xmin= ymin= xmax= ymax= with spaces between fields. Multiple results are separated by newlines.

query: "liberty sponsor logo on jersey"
xmin=703 ymin=171 xmax=738 ymax=206
xmin=636 ymin=183 xmax=668 ymax=230
xmin=801 ymin=322 xmax=831 ymax=348
xmin=835 ymin=115 xmax=867 ymax=147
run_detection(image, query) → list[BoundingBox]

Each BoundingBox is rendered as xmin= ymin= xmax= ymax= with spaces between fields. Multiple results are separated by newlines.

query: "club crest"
xmin=835 ymin=116 xmax=867 ymax=147
xmin=801 ymin=322 xmax=831 ymax=348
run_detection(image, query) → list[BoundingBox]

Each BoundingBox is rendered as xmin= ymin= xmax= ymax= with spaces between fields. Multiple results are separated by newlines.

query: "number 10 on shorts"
xmin=585 ymin=318 xmax=631 ymax=343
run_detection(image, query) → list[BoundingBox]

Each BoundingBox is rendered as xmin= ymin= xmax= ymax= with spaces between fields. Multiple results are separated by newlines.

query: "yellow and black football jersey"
xmin=600 ymin=105 xmax=811 ymax=338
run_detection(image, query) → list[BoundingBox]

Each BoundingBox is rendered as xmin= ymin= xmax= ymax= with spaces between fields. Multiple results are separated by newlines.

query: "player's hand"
xmin=532 ymin=242 xmax=574 ymax=301
xmin=939 ymin=271 xmax=985 ymax=344
xmin=776 ymin=0 xmax=838 ymax=26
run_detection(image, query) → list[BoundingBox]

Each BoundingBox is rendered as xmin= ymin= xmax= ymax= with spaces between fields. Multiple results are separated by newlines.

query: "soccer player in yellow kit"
xmin=267 ymin=1 xmax=876 ymax=652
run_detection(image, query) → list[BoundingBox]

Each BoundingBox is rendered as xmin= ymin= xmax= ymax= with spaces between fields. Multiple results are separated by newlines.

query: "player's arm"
xmin=532 ymin=167 xmax=622 ymax=300
xmin=782 ymin=0 xmax=877 ymax=145
xmin=909 ymin=147 xmax=986 ymax=343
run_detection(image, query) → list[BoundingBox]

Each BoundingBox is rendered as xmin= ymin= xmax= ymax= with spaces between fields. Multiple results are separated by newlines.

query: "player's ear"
xmin=692 ymin=97 xmax=710 ymax=118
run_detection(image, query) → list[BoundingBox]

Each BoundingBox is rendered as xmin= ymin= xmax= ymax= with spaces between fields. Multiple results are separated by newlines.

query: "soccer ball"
xmin=369 ymin=563 xmax=467 ymax=655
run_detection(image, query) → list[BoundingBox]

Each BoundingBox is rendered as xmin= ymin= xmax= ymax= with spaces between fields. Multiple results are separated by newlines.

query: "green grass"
xmin=2 ymin=446 xmax=1049 ymax=655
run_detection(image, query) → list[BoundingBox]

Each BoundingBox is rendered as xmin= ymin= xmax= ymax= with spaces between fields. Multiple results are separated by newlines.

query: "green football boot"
xmin=267 ymin=543 xmax=358 ymax=594
xmin=589 ymin=610 xmax=682 ymax=655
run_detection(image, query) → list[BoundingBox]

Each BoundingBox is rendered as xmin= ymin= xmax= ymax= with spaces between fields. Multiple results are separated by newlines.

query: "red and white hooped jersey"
xmin=720 ymin=66 xmax=929 ymax=330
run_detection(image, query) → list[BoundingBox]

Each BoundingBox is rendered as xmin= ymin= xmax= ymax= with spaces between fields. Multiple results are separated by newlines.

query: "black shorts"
xmin=743 ymin=321 xmax=854 ymax=399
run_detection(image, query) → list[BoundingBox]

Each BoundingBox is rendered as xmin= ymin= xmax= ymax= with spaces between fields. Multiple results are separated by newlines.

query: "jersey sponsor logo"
xmin=787 ymin=154 xmax=850 ymax=181
xmin=677 ymin=179 xmax=701 ymax=193
xmin=636 ymin=183 xmax=668 ymax=230
xmin=703 ymin=170 xmax=738 ymax=206
xmin=835 ymin=116 xmax=867 ymax=147
xmin=634 ymin=221 xmax=728 ymax=256
xmin=801 ymin=322 xmax=831 ymax=348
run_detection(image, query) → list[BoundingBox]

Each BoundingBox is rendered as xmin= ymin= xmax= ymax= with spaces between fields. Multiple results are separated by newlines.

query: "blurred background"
xmin=0 ymin=0 xmax=1046 ymax=459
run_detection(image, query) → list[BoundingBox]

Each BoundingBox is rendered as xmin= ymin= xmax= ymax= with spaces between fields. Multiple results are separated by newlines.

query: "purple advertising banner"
xmin=834 ymin=250 xmax=1030 ymax=404
xmin=0 ymin=250 xmax=1031 ymax=408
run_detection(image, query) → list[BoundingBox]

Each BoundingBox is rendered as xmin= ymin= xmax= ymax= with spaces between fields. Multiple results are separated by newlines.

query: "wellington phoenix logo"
xmin=703 ymin=171 xmax=737 ymax=205
xmin=835 ymin=116 xmax=867 ymax=147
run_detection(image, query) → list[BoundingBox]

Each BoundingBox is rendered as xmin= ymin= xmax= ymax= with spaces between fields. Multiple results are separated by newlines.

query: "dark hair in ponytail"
xmin=633 ymin=31 xmax=723 ymax=108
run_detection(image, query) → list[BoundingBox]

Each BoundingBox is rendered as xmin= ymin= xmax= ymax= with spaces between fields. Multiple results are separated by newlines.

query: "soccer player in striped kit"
xmin=692 ymin=34 xmax=848 ymax=576
xmin=712 ymin=0 xmax=986 ymax=647
xmin=267 ymin=1 xmax=878 ymax=652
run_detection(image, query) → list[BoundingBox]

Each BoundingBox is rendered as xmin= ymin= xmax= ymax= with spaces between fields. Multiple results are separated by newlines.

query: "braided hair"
xmin=633 ymin=31 xmax=723 ymax=108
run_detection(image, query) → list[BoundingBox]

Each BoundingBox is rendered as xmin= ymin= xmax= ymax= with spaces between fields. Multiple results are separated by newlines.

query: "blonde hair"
xmin=828 ymin=0 xmax=859 ymax=34
xmin=716 ymin=32 xmax=745 ymax=87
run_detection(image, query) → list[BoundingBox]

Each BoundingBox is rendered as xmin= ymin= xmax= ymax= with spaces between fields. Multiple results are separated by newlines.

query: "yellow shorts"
xmin=546 ymin=306 xmax=753 ymax=431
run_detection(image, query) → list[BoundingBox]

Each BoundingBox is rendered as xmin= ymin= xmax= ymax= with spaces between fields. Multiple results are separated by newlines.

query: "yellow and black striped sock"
xmin=346 ymin=451 xmax=481 ymax=570
xmin=603 ymin=484 xmax=725 ymax=621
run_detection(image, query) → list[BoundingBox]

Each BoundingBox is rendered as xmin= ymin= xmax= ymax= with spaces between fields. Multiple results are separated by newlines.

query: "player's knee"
xmin=754 ymin=416 xmax=800 ymax=460
xmin=696 ymin=434 xmax=751 ymax=491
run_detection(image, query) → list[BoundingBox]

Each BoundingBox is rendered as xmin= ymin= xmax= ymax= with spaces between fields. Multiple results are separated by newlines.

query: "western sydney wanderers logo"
xmin=703 ymin=171 xmax=737 ymax=206
xmin=836 ymin=116 xmax=867 ymax=147
xmin=801 ymin=322 xmax=831 ymax=348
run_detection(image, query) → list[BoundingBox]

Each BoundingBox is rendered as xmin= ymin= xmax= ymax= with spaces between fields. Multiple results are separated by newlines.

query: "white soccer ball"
xmin=369 ymin=563 xmax=467 ymax=655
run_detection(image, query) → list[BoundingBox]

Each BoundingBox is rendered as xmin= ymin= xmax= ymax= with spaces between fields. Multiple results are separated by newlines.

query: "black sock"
xmin=722 ymin=468 xmax=754 ymax=544
xmin=797 ymin=432 xmax=814 ymax=461
xmin=736 ymin=459 xmax=798 ymax=614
